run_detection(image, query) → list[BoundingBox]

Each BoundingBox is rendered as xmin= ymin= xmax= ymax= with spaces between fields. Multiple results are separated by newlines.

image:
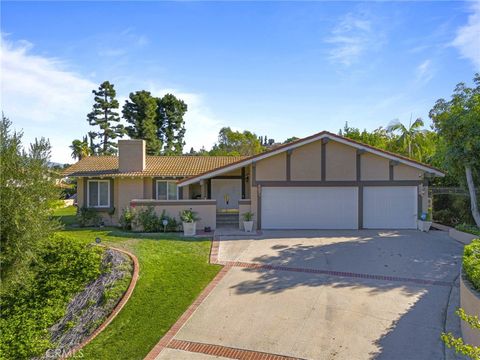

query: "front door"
xmin=211 ymin=179 xmax=242 ymax=210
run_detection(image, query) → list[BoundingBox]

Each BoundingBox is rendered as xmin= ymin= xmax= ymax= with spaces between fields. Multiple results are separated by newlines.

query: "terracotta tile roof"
xmin=62 ymin=156 xmax=249 ymax=178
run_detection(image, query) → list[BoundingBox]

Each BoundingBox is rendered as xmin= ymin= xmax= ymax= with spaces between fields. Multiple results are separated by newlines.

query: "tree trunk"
xmin=465 ymin=165 xmax=480 ymax=227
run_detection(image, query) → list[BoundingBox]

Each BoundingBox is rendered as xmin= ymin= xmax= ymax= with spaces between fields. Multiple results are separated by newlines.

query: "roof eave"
xmin=177 ymin=132 xmax=444 ymax=186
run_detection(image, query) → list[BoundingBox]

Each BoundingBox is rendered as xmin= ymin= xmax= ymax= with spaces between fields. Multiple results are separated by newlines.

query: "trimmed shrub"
xmin=119 ymin=207 xmax=135 ymax=230
xmin=77 ymin=207 xmax=101 ymax=227
xmin=463 ymin=239 xmax=480 ymax=291
xmin=135 ymin=206 xmax=160 ymax=232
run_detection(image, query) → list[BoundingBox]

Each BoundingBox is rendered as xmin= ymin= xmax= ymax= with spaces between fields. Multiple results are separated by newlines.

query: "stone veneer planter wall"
xmin=460 ymin=274 xmax=480 ymax=347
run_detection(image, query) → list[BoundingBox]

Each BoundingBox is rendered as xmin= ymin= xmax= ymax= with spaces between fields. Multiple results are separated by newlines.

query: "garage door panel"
xmin=261 ymin=187 xmax=358 ymax=229
xmin=363 ymin=186 xmax=417 ymax=229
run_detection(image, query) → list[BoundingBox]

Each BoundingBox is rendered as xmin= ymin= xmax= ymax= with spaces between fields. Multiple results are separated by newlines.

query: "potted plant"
xmin=180 ymin=209 xmax=200 ymax=236
xmin=242 ymin=211 xmax=255 ymax=232
xmin=418 ymin=209 xmax=432 ymax=232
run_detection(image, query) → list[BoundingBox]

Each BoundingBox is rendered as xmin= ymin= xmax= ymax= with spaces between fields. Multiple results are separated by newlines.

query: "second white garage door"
xmin=261 ymin=187 xmax=358 ymax=229
xmin=363 ymin=186 xmax=418 ymax=229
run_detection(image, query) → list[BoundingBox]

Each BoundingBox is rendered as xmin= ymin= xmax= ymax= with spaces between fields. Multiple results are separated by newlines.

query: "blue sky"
xmin=1 ymin=1 xmax=479 ymax=163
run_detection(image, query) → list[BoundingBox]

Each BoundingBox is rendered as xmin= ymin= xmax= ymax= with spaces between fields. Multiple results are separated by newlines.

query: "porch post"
xmin=241 ymin=167 xmax=246 ymax=199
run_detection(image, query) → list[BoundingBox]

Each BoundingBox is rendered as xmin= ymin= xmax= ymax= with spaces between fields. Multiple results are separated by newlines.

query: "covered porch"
xmin=179 ymin=166 xmax=253 ymax=229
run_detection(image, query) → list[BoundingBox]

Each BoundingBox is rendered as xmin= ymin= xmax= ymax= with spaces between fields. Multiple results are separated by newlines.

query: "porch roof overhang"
xmin=177 ymin=131 xmax=444 ymax=187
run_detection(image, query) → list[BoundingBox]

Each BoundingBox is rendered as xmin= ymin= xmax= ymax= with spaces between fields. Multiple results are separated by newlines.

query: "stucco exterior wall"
xmin=394 ymin=164 xmax=423 ymax=180
xmin=291 ymin=140 xmax=322 ymax=181
xmin=143 ymin=178 xmax=153 ymax=199
xmin=361 ymin=153 xmax=389 ymax=180
xmin=239 ymin=199 xmax=252 ymax=229
xmin=256 ymin=153 xmax=287 ymax=181
xmin=117 ymin=178 xmax=144 ymax=216
xmin=325 ymin=141 xmax=356 ymax=181
xmin=250 ymin=185 xmax=259 ymax=229
xmin=77 ymin=178 xmax=85 ymax=208
xmin=131 ymin=200 xmax=217 ymax=230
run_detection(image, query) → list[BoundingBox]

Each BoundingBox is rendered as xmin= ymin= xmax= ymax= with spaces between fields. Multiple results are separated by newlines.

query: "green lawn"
xmin=53 ymin=205 xmax=78 ymax=226
xmin=53 ymin=208 xmax=221 ymax=360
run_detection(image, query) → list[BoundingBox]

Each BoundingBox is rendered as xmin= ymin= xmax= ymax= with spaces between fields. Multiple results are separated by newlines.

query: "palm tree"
xmin=387 ymin=116 xmax=425 ymax=158
xmin=70 ymin=137 xmax=91 ymax=160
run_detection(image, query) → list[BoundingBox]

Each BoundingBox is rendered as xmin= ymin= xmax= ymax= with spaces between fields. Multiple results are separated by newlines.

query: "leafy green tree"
xmin=69 ymin=136 xmax=91 ymax=160
xmin=210 ymin=127 xmax=264 ymax=156
xmin=0 ymin=115 xmax=59 ymax=280
xmin=123 ymin=90 xmax=162 ymax=155
xmin=157 ymin=94 xmax=187 ymax=155
xmin=87 ymin=81 xmax=125 ymax=155
xmin=283 ymin=136 xmax=299 ymax=144
xmin=387 ymin=117 xmax=425 ymax=158
xmin=430 ymin=74 xmax=480 ymax=226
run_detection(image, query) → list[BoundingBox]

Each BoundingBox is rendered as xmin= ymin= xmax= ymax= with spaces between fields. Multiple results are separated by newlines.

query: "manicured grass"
xmin=61 ymin=227 xmax=220 ymax=360
xmin=53 ymin=205 xmax=77 ymax=226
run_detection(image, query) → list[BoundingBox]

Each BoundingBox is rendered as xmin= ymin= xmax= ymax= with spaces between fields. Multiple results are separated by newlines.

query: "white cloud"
xmin=1 ymin=35 xmax=96 ymax=163
xmin=326 ymin=11 xmax=382 ymax=66
xmin=415 ymin=59 xmax=434 ymax=84
xmin=0 ymin=36 xmax=224 ymax=162
xmin=452 ymin=1 xmax=480 ymax=70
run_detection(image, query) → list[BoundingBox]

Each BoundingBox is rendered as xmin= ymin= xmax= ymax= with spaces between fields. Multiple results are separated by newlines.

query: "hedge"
xmin=463 ymin=239 xmax=480 ymax=291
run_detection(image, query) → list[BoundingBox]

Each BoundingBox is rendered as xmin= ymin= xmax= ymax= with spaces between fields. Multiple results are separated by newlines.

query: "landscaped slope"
xmin=61 ymin=228 xmax=221 ymax=360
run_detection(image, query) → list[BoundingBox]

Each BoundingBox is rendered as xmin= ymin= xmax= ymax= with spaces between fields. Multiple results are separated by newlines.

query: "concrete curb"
xmin=449 ymin=229 xmax=478 ymax=245
xmin=64 ymin=246 xmax=140 ymax=359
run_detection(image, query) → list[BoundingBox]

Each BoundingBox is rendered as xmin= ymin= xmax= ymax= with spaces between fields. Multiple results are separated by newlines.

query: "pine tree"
xmin=123 ymin=91 xmax=162 ymax=155
xmin=86 ymin=81 xmax=125 ymax=155
xmin=157 ymin=94 xmax=187 ymax=155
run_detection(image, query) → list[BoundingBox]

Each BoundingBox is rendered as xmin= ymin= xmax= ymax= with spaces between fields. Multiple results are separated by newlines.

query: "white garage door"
xmin=261 ymin=187 xmax=358 ymax=229
xmin=363 ymin=186 xmax=417 ymax=229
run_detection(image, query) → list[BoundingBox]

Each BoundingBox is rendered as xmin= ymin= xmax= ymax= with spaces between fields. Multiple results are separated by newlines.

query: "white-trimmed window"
xmin=156 ymin=180 xmax=178 ymax=200
xmin=87 ymin=180 xmax=110 ymax=208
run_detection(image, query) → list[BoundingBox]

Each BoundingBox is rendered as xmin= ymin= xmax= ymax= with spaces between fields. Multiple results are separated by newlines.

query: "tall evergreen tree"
xmin=86 ymin=81 xmax=125 ymax=155
xmin=123 ymin=91 xmax=162 ymax=155
xmin=157 ymin=94 xmax=187 ymax=155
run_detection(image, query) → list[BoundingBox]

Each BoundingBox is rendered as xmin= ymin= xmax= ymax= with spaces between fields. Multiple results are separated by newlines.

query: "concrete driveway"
xmin=155 ymin=230 xmax=464 ymax=360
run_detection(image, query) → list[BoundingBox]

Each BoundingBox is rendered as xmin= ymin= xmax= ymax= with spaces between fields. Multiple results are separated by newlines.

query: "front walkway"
xmin=149 ymin=230 xmax=465 ymax=360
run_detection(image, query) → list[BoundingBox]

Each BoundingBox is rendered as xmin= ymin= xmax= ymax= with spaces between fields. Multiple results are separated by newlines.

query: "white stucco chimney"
xmin=118 ymin=139 xmax=146 ymax=172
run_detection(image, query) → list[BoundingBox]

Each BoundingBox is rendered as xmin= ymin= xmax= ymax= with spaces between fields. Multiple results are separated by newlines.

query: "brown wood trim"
xmin=286 ymin=150 xmax=292 ymax=181
xmin=358 ymin=184 xmax=363 ymax=229
xmin=321 ymin=141 xmax=326 ymax=181
xmin=238 ymin=199 xmax=251 ymax=205
xmin=356 ymin=150 xmax=363 ymax=181
xmin=389 ymin=160 xmax=399 ymax=181
xmin=251 ymin=163 xmax=257 ymax=186
xmin=241 ymin=167 xmax=246 ymax=199
xmin=131 ymin=199 xmax=217 ymax=206
xmin=257 ymin=185 xmax=262 ymax=229
xmin=256 ymin=180 xmax=423 ymax=187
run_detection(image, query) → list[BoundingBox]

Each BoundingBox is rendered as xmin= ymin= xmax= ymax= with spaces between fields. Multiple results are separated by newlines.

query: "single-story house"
xmin=63 ymin=131 xmax=444 ymax=230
